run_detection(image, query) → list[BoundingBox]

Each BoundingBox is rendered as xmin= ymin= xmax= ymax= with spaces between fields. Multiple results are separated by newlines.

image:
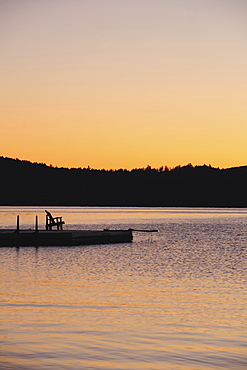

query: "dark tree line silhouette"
xmin=0 ymin=156 xmax=247 ymax=207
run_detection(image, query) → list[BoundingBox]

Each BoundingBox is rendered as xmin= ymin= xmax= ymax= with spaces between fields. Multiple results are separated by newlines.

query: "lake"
xmin=0 ymin=207 xmax=246 ymax=369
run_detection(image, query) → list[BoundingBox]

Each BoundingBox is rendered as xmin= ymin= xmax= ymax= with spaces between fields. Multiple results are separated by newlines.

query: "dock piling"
xmin=35 ymin=216 xmax=39 ymax=232
xmin=16 ymin=215 xmax=19 ymax=233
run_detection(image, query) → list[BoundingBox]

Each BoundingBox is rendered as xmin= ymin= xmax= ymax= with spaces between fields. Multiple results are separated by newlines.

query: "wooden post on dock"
xmin=35 ymin=216 xmax=39 ymax=233
xmin=16 ymin=215 xmax=19 ymax=233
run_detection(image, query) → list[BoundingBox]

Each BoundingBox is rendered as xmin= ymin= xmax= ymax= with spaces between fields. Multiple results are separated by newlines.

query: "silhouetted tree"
xmin=0 ymin=156 xmax=246 ymax=207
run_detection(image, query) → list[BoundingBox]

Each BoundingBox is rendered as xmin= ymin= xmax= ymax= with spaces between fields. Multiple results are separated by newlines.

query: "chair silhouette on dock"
xmin=45 ymin=210 xmax=65 ymax=230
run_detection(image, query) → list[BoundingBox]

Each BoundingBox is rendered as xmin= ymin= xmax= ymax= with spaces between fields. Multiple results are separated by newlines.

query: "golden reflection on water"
xmin=1 ymin=206 xmax=247 ymax=230
xmin=0 ymin=207 xmax=247 ymax=369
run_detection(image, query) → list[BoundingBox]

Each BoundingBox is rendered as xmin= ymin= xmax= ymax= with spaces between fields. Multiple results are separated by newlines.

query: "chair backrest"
xmin=45 ymin=210 xmax=54 ymax=222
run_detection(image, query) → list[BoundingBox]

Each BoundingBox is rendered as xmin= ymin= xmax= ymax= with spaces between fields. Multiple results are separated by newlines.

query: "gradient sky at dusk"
xmin=1 ymin=0 xmax=247 ymax=169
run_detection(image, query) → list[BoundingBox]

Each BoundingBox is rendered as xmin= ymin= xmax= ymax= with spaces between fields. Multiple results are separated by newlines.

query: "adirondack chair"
xmin=45 ymin=210 xmax=65 ymax=230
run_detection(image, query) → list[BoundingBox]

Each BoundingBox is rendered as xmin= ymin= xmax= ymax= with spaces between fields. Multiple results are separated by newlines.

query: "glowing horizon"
xmin=1 ymin=0 xmax=247 ymax=170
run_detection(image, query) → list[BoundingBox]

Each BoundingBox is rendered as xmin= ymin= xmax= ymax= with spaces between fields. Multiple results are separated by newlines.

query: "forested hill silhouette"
xmin=0 ymin=156 xmax=247 ymax=207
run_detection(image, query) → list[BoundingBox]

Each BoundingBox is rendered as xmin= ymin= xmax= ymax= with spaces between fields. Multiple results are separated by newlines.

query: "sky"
xmin=1 ymin=0 xmax=247 ymax=169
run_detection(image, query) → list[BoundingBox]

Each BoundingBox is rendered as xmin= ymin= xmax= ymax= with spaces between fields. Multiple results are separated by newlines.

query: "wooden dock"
xmin=0 ymin=213 xmax=157 ymax=247
xmin=0 ymin=229 xmax=133 ymax=247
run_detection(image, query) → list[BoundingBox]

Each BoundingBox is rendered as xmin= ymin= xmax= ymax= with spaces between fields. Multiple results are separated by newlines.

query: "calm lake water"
xmin=0 ymin=207 xmax=246 ymax=370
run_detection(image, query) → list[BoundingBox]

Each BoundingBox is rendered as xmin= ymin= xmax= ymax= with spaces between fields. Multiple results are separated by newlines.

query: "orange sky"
xmin=1 ymin=0 xmax=247 ymax=169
